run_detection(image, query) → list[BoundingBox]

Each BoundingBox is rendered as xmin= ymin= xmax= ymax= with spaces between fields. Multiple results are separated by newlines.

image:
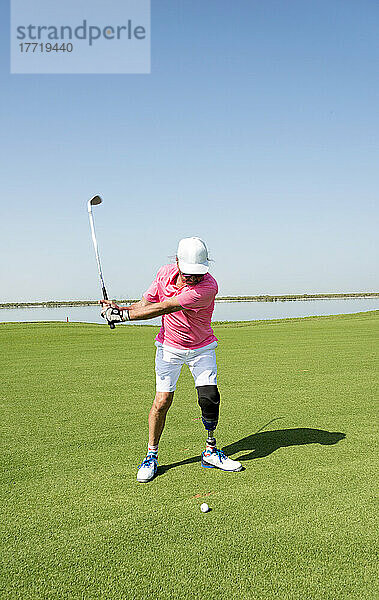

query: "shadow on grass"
xmin=158 ymin=427 xmax=346 ymax=474
xmin=222 ymin=427 xmax=346 ymax=461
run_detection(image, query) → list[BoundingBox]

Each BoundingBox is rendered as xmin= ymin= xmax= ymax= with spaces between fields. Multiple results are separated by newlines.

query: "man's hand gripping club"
xmin=100 ymin=299 xmax=131 ymax=324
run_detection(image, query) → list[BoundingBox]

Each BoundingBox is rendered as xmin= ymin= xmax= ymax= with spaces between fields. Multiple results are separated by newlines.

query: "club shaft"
xmin=88 ymin=210 xmax=106 ymax=293
xmin=88 ymin=206 xmax=115 ymax=329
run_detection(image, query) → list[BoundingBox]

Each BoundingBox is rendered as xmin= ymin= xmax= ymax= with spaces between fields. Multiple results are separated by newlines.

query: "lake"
xmin=0 ymin=298 xmax=378 ymax=325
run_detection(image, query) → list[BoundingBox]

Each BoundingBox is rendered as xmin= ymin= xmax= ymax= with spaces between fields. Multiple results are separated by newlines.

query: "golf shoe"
xmin=201 ymin=447 xmax=242 ymax=471
xmin=137 ymin=453 xmax=158 ymax=483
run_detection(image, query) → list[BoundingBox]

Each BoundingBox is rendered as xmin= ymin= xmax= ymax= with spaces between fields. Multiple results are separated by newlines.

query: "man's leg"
xmin=137 ymin=344 xmax=183 ymax=483
xmin=148 ymin=391 xmax=174 ymax=446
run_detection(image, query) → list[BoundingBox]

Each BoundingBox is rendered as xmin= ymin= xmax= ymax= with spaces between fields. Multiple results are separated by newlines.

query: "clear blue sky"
xmin=1 ymin=0 xmax=378 ymax=301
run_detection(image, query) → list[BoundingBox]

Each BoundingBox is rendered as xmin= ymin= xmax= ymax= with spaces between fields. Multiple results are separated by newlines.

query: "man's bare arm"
xmin=99 ymin=296 xmax=183 ymax=321
xmin=127 ymin=296 xmax=183 ymax=321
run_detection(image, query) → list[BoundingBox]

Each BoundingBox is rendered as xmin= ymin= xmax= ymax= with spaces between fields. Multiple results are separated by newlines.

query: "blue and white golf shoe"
xmin=201 ymin=447 xmax=242 ymax=472
xmin=137 ymin=453 xmax=158 ymax=483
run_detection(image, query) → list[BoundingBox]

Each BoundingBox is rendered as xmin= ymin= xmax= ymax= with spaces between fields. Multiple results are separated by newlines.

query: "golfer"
xmin=100 ymin=237 xmax=242 ymax=482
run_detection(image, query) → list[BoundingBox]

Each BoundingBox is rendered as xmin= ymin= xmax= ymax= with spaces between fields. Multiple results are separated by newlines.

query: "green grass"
xmin=1 ymin=312 xmax=378 ymax=600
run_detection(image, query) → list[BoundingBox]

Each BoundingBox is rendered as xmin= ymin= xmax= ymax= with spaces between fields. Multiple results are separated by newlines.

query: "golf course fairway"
xmin=1 ymin=311 xmax=377 ymax=599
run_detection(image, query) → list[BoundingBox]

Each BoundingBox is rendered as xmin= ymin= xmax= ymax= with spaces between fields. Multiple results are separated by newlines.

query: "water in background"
xmin=0 ymin=298 xmax=378 ymax=325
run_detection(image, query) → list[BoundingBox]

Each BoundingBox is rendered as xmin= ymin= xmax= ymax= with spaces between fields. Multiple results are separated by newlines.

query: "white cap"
xmin=177 ymin=237 xmax=209 ymax=274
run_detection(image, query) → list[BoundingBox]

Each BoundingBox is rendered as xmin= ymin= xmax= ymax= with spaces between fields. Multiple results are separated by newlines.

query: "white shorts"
xmin=155 ymin=341 xmax=218 ymax=392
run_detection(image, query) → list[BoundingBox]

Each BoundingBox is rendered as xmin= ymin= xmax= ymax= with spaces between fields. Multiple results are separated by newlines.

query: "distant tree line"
xmin=1 ymin=292 xmax=378 ymax=309
xmin=216 ymin=292 xmax=379 ymax=302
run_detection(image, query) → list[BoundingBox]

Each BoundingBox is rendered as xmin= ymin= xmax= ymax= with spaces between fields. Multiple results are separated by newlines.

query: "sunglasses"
xmin=181 ymin=273 xmax=204 ymax=280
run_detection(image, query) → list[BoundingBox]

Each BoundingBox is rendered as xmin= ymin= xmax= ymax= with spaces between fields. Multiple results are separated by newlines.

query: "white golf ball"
xmin=200 ymin=503 xmax=210 ymax=513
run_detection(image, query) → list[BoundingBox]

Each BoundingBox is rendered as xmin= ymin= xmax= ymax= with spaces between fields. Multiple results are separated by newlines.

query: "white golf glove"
xmin=101 ymin=305 xmax=130 ymax=323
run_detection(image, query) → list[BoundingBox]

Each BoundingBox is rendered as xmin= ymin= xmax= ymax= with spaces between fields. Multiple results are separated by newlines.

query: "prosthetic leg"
xmin=197 ymin=385 xmax=243 ymax=472
xmin=196 ymin=385 xmax=220 ymax=447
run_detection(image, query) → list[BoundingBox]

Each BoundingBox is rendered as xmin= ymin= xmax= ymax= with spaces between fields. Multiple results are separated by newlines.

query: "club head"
xmin=87 ymin=195 xmax=103 ymax=212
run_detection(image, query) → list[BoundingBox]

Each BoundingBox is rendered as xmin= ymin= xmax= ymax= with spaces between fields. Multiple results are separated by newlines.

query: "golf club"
xmin=87 ymin=195 xmax=115 ymax=329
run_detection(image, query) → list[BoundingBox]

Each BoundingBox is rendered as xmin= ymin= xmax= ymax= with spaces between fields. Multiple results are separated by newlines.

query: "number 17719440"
xmin=19 ymin=42 xmax=73 ymax=53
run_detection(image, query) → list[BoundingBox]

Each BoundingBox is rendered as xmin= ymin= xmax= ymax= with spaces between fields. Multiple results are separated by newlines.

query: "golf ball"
xmin=200 ymin=503 xmax=210 ymax=513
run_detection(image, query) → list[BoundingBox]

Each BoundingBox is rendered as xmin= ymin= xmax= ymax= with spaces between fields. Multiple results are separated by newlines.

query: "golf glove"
xmin=101 ymin=306 xmax=130 ymax=323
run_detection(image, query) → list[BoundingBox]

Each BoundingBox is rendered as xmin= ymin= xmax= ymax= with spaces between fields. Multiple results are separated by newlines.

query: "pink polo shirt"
xmin=144 ymin=264 xmax=218 ymax=349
